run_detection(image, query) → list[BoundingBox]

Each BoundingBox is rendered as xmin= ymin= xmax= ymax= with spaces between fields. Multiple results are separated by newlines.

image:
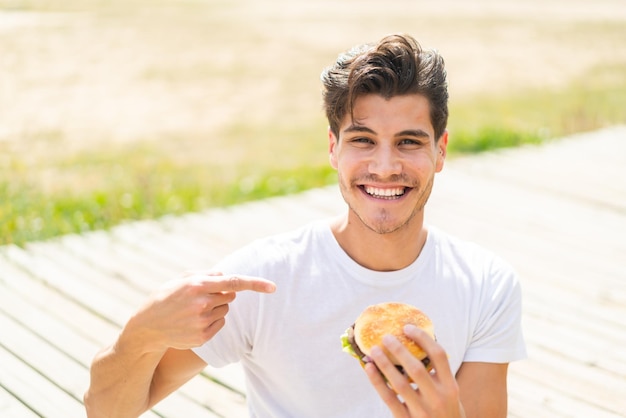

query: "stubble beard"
xmin=337 ymin=173 xmax=435 ymax=235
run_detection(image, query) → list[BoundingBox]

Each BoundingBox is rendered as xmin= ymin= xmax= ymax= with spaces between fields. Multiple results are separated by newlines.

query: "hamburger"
xmin=341 ymin=302 xmax=435 ymax=373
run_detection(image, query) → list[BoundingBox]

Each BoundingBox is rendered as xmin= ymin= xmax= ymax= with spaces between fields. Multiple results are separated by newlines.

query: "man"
xmin=85 ymin=34 xmax=526 ymax=418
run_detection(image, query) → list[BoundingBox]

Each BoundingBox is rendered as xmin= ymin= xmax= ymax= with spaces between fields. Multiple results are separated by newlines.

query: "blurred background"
xmin=1 ymin=0 xmax=625 ymax=246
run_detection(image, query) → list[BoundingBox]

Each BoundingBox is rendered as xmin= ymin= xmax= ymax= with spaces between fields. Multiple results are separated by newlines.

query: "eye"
xmin=399 ymin=138 xmax=423 ymax=147
xmin=350 ymin=137 xmax=375 ymax=146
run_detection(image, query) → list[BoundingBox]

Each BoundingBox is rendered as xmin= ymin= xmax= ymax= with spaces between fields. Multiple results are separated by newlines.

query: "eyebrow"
xmin=343 ymin=124 xmax=375 ymax=135
xmin=343 ymin=124 xmax=431 ymax=139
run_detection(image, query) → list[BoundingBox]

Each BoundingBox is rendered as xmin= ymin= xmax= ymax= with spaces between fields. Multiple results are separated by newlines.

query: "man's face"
xmin=329 ymin=93 xmax=447 ymax=235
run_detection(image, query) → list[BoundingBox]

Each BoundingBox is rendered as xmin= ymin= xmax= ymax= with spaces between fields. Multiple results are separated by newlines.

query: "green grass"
xmin=0 ymin=124 xmax=337 ymax=245
xmin=2 ymin=63 xmax=625 ymax=247
xmin=448 ymin=63 xmax=626 ymax=153
xmin=0 ymin=159 xmax=337 ymax=246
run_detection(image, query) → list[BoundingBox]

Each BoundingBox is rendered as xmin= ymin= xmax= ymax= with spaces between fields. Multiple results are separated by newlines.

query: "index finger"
xmin=199 ymin=274 xmax=277 ymax=294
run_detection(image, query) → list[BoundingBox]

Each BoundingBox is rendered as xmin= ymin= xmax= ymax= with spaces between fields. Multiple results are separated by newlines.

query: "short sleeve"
xmin=463 ymin=257 xmax=527 ymax=363
xmin=191 ymin=245 xmax=264 ymax=367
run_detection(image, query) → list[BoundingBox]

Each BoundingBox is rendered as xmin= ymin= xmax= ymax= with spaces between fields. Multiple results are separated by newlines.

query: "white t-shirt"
xmin=193 ymin=220 xmax=526 ymax=417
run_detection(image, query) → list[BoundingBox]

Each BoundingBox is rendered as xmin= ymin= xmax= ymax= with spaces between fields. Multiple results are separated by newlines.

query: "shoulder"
xmin=430 ymin=225 xmax=511 ymax=264
xmin=247 ymin=220 xmax=327 ymax=255
xmin=428 ymin=225 xmax=519 ymax=287
xmin=214 ymin=220 xmax=329 ymax=273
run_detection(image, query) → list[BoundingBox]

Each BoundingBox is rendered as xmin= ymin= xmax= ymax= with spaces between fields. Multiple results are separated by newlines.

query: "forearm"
xmin=84 ymin=273 xmax=271 ymax=417
xmin=457 ymin=362 xmax=508 ymax=418
xmin=84 ymin=325 xmax=166 ymax=418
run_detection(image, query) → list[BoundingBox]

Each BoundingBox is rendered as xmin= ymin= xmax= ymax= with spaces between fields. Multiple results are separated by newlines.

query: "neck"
xmin=330 ymin=212 xmax=428 ymax=271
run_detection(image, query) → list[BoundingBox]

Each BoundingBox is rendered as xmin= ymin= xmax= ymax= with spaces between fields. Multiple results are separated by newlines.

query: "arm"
xmin=85 ymin=341 xmax=206 ymax=417
xmin=456 ymin=362 xmax=508 ymax=418
xmin=365 ymin=327 xmax=510 ymax=418
xmin=84 ymin=273 xmax=276 ymax=417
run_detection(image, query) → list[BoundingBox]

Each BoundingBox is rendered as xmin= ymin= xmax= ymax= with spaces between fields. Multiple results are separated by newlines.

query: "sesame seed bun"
xmin=353 ymin=302 xmax=434 ymax=365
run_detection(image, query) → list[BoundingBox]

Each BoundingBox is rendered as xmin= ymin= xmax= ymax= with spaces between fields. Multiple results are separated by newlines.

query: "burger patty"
xmin=347 ymin=325 xmax=368 ymax=361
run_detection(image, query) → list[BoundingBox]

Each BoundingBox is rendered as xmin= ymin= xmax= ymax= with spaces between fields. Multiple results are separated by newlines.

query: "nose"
xmin=368 ymin=145 xmax=402 ymax=178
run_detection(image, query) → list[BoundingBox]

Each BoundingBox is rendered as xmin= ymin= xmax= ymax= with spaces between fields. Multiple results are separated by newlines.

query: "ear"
xmin=328 ymin=127 xmax=339 ymax=170
xmin=435 ymin=130 xmax=449 ymax=173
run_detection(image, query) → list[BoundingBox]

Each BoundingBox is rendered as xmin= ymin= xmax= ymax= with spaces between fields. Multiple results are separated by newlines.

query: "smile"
xmin=362 ymin=186 xmax=407 ymax=200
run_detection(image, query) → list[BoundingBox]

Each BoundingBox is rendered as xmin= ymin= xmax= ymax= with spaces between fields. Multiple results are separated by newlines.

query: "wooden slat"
xmin=0 ymin=385 xmax=40 ymax=418
xmin=175 ymin=373 xmax=248 ymax=417
xmin=0 ymin=254 xmax=120 ymax=346
xmin=61 ymin=230 xmax=177 ymax=290
xmin=1 ymin=244 xmax=134 ymax=327
xmin=0 ymin=312 xmax=89 ymax=406
xmin=507 ymin=370 xmax=623 ymax=418
xmin=0 ymin=343 xmax=85 ymax=418
xmin=24 ymin=241 xmax=152 ymax=308
xmin=0 ymin=282 xmax=100 ymax=368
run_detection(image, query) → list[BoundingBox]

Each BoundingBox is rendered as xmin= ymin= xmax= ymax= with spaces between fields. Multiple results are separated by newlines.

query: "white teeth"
xmin=364 ymin=186 xmax=405 ymax=198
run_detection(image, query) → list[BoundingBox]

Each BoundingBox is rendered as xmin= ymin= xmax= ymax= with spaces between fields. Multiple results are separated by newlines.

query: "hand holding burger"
xmin=342 ymin=302 xmax=465 ymax=418
xmin=341 ymin=302 xmax=435 ymax=374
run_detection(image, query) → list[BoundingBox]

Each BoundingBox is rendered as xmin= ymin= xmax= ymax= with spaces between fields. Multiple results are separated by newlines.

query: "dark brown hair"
xmin=321 ymin=34 xmax=448 ymax=141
